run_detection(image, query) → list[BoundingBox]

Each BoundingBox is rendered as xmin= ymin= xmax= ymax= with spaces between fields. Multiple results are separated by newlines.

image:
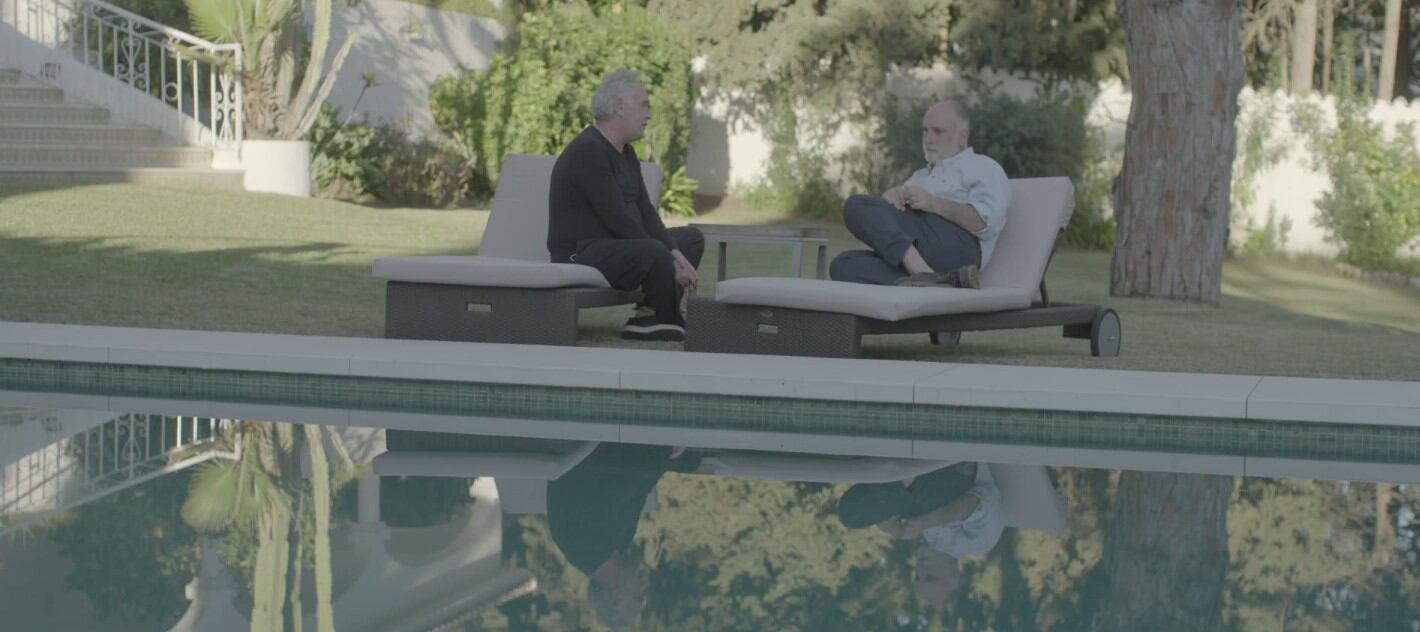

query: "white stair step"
xmin=0 ymin=166 xmax=244 ymax=190
xmin=0 ymin=144 xmax=212 ymax=168
xmin=0 ymin=85 xmax=63 ymax=103
xmin=0 ymin=103 xmax=108 ymax=124
xmin=0 ymin=123 xmax=166 ymax=146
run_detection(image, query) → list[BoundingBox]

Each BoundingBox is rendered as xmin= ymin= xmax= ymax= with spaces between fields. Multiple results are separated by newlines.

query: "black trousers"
xmin=836 ymin=462 xmax=977 ymax=529
xmin=829 ymin=194 xmax=981 ymax=285
xmin=573 ymin=226 xmax=705 ymax=325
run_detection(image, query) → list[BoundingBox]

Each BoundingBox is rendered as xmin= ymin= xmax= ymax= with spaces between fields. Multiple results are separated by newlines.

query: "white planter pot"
xmin=241 ymin=139 xmax=312 ymax=197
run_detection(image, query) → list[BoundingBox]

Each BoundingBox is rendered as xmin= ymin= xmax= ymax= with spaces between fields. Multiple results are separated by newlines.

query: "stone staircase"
xmin=0 ymin=67 xmax=244 ymax=189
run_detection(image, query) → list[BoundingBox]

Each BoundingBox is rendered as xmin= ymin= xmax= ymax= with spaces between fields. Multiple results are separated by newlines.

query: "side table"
xmin=689 ymin=223 xmax=831 ymax=282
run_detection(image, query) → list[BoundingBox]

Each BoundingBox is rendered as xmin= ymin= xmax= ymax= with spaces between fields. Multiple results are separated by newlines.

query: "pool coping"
xmin=1 ymin=321 xmax=1415 ymax=426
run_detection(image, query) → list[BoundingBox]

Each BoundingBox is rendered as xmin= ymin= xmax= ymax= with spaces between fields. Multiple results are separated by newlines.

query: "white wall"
xmin=684 ymin=65 xmax=1419 ymax=257
xmin=317 ymin=4 xmax=1419 ymax=257
xmin=320 ymin=0 xmax=505 ymax=136
xmin=1240 ymin=89 xmax=1420 ymax=256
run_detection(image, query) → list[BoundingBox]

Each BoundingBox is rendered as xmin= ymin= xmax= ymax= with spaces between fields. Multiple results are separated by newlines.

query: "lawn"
xmin=2 ymin=183 xmax=1417 ymax=380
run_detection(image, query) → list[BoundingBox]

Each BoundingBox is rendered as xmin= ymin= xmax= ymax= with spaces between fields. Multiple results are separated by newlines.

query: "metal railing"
xmin=0 ymin=414 xmax=239 ymax=536
xmin=1 ymin=0 xmax=243 ymax=151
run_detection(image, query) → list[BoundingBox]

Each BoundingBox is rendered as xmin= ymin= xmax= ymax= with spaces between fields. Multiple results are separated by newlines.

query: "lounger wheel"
xmin=1090 ymin=309 xmax=1121 ymax=357
xmin=929 ymin=331 xmax=961 ymax=346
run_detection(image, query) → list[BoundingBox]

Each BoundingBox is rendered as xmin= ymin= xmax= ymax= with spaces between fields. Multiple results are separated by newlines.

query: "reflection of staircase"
xmin=0 ymin=67 xmax=244 ymax=189
xmin=0 ymin=413 xmax=238 ymax=536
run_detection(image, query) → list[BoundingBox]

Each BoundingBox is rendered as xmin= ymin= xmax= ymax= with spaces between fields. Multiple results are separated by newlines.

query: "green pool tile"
xmin=1 ymin=358 xmax=1418 ymax=465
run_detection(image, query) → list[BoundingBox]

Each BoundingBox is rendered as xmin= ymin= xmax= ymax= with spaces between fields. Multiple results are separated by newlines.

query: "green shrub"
xmin=308 ymin=106 xmax=387 ymax=201
xmin=374 ymin=133 xmax=475 ymax=208
xmin=860 ymin=85 xmax=1116 ymax=249
xmin=1230 ymin=91 xmax=1291 ymax=255
xmin=741 ymin=94 xmax=845 ymax=217
xmin=1295 ymin=97 xmax=1420 ymax=271
xmin=308 ymin=106 xmax=474 ymax=208
xmin=429 ymin=1 xmax=697 ymax=214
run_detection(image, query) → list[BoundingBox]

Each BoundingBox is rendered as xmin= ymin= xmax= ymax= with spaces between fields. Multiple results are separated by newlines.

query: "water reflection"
xmin=1 ymin=411 xmax=1417 ymax=631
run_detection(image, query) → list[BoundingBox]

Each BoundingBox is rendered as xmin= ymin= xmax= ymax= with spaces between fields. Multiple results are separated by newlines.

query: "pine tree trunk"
xmin=1111 ymin=0 xmax=1245 ymax=304
xmin=1380 ymin=0 xmax=1404 ymax=100
xmin=1395 ymin=1 xmax=1414 ymax=99
xmin=1099 ymin=471 xmax=1234 ymax=632
xmin=1322 ymin=0 xmax=1335 ymax=93
xmin=1374 ymin=482 xmax=1396 ymax=566
xmin=1293 ymin=0 xmax=1319 ymax=93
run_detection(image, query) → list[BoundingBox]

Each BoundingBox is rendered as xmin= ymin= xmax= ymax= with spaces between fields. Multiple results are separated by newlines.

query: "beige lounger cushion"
xmin=371 ymin=153 xmax=664 ymax=287
xmin=714 ymin=279 xmax=1030 ymax=321
xmin=714 ymin=177 xmax=1074 ymax=320
xmin=372 ymin=256 xmax=611 ymax=289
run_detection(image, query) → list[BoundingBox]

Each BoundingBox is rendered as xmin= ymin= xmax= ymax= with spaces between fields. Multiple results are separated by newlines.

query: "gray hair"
xmin=591 ymin=69 xmax=644 ymax=122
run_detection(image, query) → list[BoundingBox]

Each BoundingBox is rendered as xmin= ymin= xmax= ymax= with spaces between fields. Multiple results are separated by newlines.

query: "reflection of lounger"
xmin=373 ymin=437 xmax=1065 ymax=534
xmin=372 ymin=155 xmax=661 ymax=346
xmin=685 ymin=178 xmax=1122 ymax=359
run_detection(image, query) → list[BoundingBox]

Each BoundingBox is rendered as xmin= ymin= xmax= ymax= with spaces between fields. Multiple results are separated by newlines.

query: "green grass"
xmin=2 ymin=183 xmax=1417 ymax=380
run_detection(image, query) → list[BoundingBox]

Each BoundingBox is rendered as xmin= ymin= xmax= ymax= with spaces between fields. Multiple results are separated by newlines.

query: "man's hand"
xmin=877 ymin=514 xmax=928 ymax=540
xmin=900 ymin=186 xmax=988 ymax=232
xmin=901 ymin=186 xmax=940 ymax=213
xmin=671 ymin=249 xmax=698 ymax=290
xmin=882 ymin=187 xmax=908 ymax=211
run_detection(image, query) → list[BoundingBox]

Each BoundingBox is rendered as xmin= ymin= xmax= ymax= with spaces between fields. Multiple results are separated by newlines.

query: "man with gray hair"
xmin=830 ymin=99 xmax=1011 ymax=288
xmin=548 ymin=69 xmax=704 ymax=341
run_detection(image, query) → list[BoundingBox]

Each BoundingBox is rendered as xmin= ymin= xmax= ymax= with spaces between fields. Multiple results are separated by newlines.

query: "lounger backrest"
xmin=980 ymin=177 xmax=1075 ymax=292
xmin=990 ymin=463 xmax=1068 ymax=534
xmin=479 ymin=153 xmax=665 ymax=261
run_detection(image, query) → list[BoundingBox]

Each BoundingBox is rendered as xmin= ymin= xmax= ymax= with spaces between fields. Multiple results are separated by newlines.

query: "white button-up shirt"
xmin=921 ymin=463 xmax=1005 ymax=559
xmin=902 ymin=147 xmax=1011 ymax=271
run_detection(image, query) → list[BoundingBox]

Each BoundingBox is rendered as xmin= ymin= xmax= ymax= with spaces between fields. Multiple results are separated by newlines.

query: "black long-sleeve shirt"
xmin=546 ymin=444 xmax=674 ymax=574
xmin=546 ymin=126 xmax=674 ymax=263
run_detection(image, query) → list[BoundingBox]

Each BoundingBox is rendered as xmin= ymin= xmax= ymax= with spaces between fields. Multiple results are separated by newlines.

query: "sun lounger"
xmin=684 ymin=177 xmax=1121 ymax=358
xmin=372 ymin=154 xmax=662 ymax=346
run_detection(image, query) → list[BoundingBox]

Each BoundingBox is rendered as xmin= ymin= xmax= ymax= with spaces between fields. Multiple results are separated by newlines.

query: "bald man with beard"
xmin=829 ymin=99 xmax=1011 ymax=289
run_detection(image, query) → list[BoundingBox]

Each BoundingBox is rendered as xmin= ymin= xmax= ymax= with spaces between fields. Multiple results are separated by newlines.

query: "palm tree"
xmin=181 ymin=422 xmax=354 ymax=632
xmin=182 ymin=0 xmax=355 ymax=139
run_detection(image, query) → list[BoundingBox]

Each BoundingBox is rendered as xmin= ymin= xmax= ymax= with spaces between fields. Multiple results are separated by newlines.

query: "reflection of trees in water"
xmin=480 ymin=468 xmax=1420 ymax=631
xmin=45 ymin=473 xmax=198 ymax=630
xmin=179 ymin=422 xmax=355 ymax=632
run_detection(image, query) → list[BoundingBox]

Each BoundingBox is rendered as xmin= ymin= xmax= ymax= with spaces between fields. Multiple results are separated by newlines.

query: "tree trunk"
xmin=1111 ymin=0 xmax=1245 ymax=304
xmin=1374 ymin=482 xmax=1397 ymax=566
xmin=1293 ymin=0 xmax=1319 ymax=93
xmin=1099 ymin=471 xmax=1234 ymax=632
xmin=1322 ymin=0 xmax=1335 ymax=93
xmin=1395 ymin=0 xmax=1414 ymax=99
xmin=1380 ymin=0 xmax=1404 ymax=100
xmin=1364 ymin=37 xmax=1375 ymax=95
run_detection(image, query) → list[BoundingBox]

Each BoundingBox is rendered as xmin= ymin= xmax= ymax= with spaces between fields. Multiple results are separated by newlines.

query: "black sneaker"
xmin=621 ymin=315 xmax=685 ymax=341
xmin=895 ymin=264 xmax=980 ymax=289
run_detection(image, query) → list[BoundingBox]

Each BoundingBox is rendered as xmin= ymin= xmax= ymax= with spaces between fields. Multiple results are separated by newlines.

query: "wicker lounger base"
xmin=384 ymin=281 xmax=641 ymax=346
xmin=685 ymin=297 xmax=1121 ymax=358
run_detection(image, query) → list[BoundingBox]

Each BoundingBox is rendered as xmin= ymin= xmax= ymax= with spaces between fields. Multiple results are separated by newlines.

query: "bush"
xmin=429 ymin=1 xmax=698 ymax=215
xmin=860 ymin=85 xmax=1116 ymax=249
xmin=1295 ymin=97 xmax=1420 ymax=272
xmin=308 ymin=106 xmax=386 ymax=202
xmin=1230 ymin=91 xmax=1291 ymax=255
xmin=742 ymin=95 xmax=845 ymax=217
xmin=307 ymin=106 xmax=474 ymax=208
